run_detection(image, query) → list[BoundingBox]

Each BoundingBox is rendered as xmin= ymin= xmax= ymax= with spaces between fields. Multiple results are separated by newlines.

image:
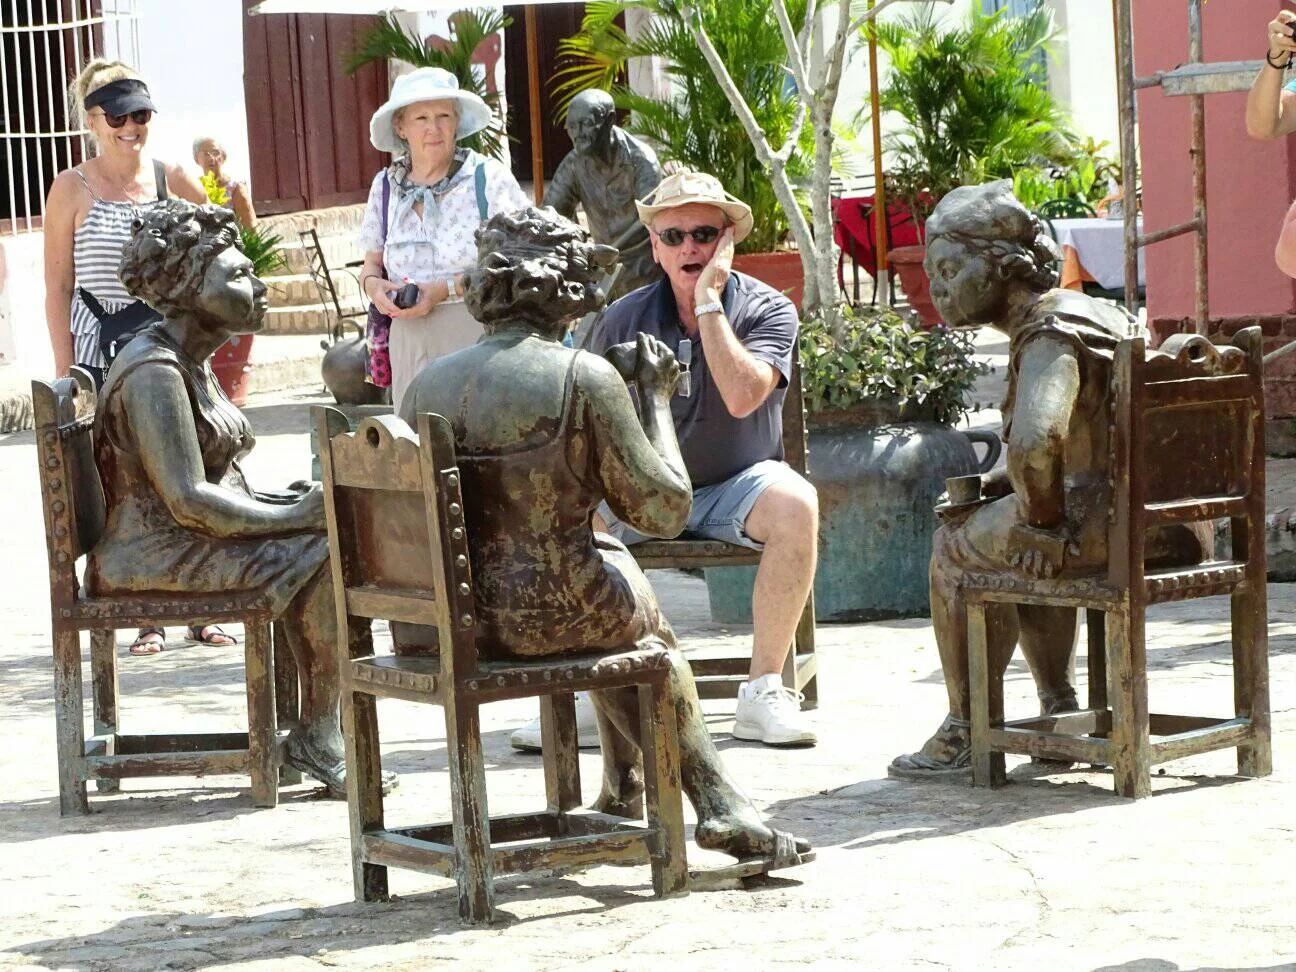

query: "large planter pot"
xmin=212 ymin=334 xmax=254 ymax=407
xmin=888 ymin=244 xmax=942 ymax=329
xmin=705 ymin=401 xmax=1000 ymax=623
xmin=733 ymin=250 xmax=804 ymax=309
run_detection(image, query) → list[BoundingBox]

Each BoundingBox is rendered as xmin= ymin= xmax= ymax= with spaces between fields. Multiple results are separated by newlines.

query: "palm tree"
xmin=345 ymin=10 xmax=512 ymax=162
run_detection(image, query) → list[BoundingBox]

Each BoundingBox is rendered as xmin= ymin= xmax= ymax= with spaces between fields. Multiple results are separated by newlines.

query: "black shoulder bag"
xmin=80 ymin=159 xmax=168 ymax=366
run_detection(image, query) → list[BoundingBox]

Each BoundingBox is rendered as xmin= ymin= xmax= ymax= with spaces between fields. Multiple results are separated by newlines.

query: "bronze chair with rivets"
xmin=965 ymin=329 xmax=1270 ymax=799
xmin=33 ymin=370 xmax=299 ymax=816
xmin=314 ymin=406 xmax=688 ymax=925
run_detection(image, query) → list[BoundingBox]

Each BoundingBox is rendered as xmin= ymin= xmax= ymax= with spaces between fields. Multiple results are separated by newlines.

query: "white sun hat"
xmin=369 ymin=67 xmax=494 ymax=154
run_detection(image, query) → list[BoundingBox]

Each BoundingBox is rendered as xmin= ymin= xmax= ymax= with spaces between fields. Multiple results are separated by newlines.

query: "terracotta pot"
xmin=732 ymin=250 xmax=804 ymax=309
xmin=888 ymin=244 xmax=942 ymax=329
xmin=211 ymin=334 xmax=253 ymax=407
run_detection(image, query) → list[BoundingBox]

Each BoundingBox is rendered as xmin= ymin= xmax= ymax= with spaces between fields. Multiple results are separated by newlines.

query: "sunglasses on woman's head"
xmin=655 ymin=225 xmax=722 ymax=247
xmin=95 ymin=109 xmax=153 ymax=128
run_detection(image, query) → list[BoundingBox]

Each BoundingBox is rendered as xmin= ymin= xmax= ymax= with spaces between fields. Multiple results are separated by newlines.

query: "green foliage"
xmin=345 ymin=11 xmax=512 ymax=161
xmin=553 ymin=0 xmax=813 ymax=254
xmin=868 ymin=3 xmax=1075 ymax=229
xmin=799 ymin=306 xmax=988 ymax=425
xmin=239 ymin=224 xmax=287 ymax=279
xmin=1011 ymin=137 xmax=1122 ymax=211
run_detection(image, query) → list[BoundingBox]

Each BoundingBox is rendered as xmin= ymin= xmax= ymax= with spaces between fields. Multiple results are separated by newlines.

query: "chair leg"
xmin=89 ymin=629 xmax=121 ymax=793
xmin=638 ymin=680 xmax=688 ymax=898
xmin=1085 ymin=609 xmax=1108 ymax=715
xmin=243 ymin=624 xmax=278 ymax=808
xmin=792 ymin=591 xmax=818 ymax=711
xmin=272 ymin=622 xmax=303 ymax=786
xmin=343 ymin=686 xmax=388 ymax=903
xmin=52 ymin=629 xmax=89 ymax=815
xmin=1106 ymin=607 xmax=1151 ymax=799
xmin=541 ymin=693 xmax=581 ymax=814
xmin=1233 ymin=586 xmax=1272 ymax=778
xmin=968 ymin=600 xmax=1005 ymax=787
xmin=445 ymin=697 xmax=494 ymax=924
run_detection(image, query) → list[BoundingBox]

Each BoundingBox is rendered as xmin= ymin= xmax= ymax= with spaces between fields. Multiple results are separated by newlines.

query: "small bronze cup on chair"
xmin=945 ymin=474 xmax=983 ymax=506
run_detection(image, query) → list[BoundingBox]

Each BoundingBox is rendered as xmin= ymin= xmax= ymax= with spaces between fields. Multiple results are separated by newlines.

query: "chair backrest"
xmin=1109 ymin=327 xmax=1264 ymax=590
xmin=1038 ymin=197 xmax=1097 ymax=220
xmin=31 ymin=368 xmax=106 ymax=613
xmin=299 ymin=228 xmax=347 ymax=341
xmin=781 ymin=355 xmax=809 ymax=476
xmin=314 ymin=406 xmax=480 ymax=680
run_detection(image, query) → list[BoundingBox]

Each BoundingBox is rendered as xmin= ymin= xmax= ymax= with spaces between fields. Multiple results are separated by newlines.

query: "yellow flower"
xmin=200 ymin=171 xmax=230 ymax=208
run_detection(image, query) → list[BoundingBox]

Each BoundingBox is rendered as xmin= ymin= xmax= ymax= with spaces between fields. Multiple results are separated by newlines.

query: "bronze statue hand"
xmin=1006 ymin=522 xmax=1070 ymax=579
xmin=603 ymin=341 xmax=638 ymax=382
xmin=981 ymin=467 xmax=1013 ymax=499
xmin=631 ymin=332 xmax=680 ymax=400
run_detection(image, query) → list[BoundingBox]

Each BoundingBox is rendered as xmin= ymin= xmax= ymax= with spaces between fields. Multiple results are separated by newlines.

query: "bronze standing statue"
xmin=401 ymin=207 xmax=811 ymax=866
xmin=88 ymin=199 xmax=393 ymax=796
xmin=543 ymin=89 xmax=663 ymax=300
xmin=889 ymin=181 xmax=1211 ymax=778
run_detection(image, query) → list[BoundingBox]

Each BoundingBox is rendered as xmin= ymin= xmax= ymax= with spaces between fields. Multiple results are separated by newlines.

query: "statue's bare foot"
xmin=592 ymin=767 xmax=645 ymax=819
xmin=694 ymin=808 xmax=812 ymax=868
xmin=888 ymin=714 xmax=971 ymax=779
xmin=285 ymin=726 xmax=397 ymax=799
xmin=1031 ymin=693 xmax=1079 ymax=769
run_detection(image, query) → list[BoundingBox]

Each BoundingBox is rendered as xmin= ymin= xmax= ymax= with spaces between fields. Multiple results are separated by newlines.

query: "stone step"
xmin=262 ymin=299 xmax=366 ymax=337
xmin=271 ymin=233 xmax=366 ymax=277
xmin=244 ymin=332 xmax=328 ymax=398
xmin=264 ymin=270 xmax=365 ymax=309
xmin=261 ymin=203 xmax=366 ymax=239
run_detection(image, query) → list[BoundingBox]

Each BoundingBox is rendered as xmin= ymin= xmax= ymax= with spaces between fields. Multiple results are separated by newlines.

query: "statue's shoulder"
xmin=1013 ymin=289 xmax=1139 ymax=363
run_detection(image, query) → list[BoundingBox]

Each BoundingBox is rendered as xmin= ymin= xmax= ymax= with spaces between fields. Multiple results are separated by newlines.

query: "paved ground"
xmin=3 ymin=388 xmax=1296 ymax=971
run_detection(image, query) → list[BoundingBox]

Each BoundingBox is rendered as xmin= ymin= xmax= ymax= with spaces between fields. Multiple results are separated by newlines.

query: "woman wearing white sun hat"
xmin=357 ymin=66 xmax=529 ymax=410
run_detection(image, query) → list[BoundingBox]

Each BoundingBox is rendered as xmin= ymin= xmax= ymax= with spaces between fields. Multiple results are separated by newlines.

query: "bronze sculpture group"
xmin=58 ymin=175 xmax=1267 ymax=911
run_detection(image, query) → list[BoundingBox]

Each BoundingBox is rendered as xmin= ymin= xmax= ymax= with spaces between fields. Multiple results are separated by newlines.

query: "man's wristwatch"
xmin=694 ymin=300 xmax=724 ymax=317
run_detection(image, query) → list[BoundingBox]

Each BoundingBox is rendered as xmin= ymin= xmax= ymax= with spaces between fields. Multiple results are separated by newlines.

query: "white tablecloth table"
xmin=1050 ymin=216 xmax=1145 ymax=290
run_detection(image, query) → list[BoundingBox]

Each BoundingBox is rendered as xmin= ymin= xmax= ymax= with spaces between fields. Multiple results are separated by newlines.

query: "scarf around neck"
xmin=389 ymin=147 xmax=480 ymax=227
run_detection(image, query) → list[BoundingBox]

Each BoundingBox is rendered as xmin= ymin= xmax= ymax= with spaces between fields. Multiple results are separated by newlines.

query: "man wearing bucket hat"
xmin=357 ymin=66 xmax=529 ymax=411
xmin=509 ymin=170 xmax=818 ymax=751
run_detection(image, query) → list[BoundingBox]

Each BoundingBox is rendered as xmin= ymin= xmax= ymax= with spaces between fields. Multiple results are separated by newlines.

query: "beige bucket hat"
xmin=635 ymin=170 xmax=754 ymax=244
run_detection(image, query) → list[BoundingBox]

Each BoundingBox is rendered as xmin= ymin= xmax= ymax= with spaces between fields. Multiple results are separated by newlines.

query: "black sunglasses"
xmin=95 ymin=109 xmax=153 ymax=129
xmin=655 ymin=225 xmax=722 ymax=247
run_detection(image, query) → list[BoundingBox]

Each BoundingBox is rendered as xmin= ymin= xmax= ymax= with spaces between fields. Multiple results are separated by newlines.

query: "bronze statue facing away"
xmin=890 ymin=181 xmax=1211 ymax=778
xmin=87 ymin=199 xmax=392 ymax=796
xmin=401 ymin=207 xmax=811 ymax=867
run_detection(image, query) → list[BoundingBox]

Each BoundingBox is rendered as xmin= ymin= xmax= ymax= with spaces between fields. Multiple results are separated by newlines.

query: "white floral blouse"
xmin=358 ymin=151 xmax=530 ymax=285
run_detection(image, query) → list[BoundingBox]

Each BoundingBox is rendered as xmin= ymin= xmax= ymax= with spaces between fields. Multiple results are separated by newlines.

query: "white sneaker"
xmin=509 ymin=691 xmax=600 ymax=752
xmin=733 ymin=676 xmax=817 ymax=747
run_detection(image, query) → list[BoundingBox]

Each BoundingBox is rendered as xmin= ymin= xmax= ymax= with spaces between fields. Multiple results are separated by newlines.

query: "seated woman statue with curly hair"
xmin=400 ymin=206 xmax=811 ymax=868
xmin=87 ymin=198 xmax=392 ymax=796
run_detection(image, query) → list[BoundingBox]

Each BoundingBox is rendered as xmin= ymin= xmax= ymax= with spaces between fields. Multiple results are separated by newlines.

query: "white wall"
xmin=135 ymin=0 xmax=251 ymax=188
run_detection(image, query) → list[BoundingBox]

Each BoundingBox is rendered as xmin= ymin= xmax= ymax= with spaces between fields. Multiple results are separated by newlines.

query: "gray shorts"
xmin=597 ymin=459 xmax=802 ymax=551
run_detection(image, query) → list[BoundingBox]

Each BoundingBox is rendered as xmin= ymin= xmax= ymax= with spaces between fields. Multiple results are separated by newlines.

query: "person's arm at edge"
xmin=43 ymin=171 xmax=80 ymax=377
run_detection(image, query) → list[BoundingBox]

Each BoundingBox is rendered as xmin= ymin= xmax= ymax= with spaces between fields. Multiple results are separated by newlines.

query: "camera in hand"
xmin=393 ymin=282 xmax=420 ymax=310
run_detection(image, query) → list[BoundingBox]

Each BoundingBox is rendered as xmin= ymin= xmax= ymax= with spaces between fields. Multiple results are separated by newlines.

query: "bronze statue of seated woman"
xmin=400 ymin=207 xmax=810 ymax=867
xmin=87 ymin=198 xmax=393 ymax=796
xmin=889 ymin=181 xmax=1211 ymax=778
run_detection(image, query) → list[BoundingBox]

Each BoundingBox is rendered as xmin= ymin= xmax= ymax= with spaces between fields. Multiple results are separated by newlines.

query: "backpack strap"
xmin=380 ymin=171 xmax=391 ymax=244
xmin=78 ymin=287 xmax=108 ymax=319
xmin=153 ymin=159 xmax=168 ymax=201
xmin=475 ymin=162 xmax=488 ymax=220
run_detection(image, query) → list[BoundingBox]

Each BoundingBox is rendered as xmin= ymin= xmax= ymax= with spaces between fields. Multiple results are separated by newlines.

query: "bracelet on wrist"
xmin=1267 ymin=49 xmax=1292 ymax=70
xmin=695 ymin=300 xmax=724 ymax=318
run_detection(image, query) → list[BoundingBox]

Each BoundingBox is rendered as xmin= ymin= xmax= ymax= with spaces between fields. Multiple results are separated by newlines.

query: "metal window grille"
xmin=0 ymin=0 xmax=141 ymax=234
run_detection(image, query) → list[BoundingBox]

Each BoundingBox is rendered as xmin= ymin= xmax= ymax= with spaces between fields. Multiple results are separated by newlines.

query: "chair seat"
xmin=630 ymin=538 xmax=759 ymax=568
xmin=349 ymin=644 xmax=674 ymax=703
xmin=961 ymin=560 xmax=1246 ymax=607
xmin=68 ymin=590 xmax=275 ymax=629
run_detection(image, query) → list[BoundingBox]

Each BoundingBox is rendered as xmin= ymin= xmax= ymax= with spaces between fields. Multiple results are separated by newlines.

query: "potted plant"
xmin=706 ymin=306 xmax=997 ymax=621
xmin=554 ymin=0 xmax=814 ymax=304
xmin=871 ymin=3 xmax=1074 ymax=325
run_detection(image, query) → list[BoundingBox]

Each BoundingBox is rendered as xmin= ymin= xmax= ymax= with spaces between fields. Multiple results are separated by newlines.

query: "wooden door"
xmin=243 ymin=3 xmax=387 ymax=215
xmin=503 ymin=2 xmax=585 ymax=185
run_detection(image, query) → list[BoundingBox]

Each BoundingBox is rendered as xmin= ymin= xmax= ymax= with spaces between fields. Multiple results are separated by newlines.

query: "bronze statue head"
xmin=465 ymin=207 xmax=618 ymax=340
xmin=566 ymin=89 xmax=615 ymax=156
xmin=119 ymin=198 xmax=268 ymax=333
xmin=923 ymin=180 xmax=1059 ymax=328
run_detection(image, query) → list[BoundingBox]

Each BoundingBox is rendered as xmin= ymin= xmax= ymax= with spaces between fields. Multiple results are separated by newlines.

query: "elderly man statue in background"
xmin=543 ymin=88 xmax=663 ymax=300
xmin=888 ymin=180 xmax=1211 ymax=779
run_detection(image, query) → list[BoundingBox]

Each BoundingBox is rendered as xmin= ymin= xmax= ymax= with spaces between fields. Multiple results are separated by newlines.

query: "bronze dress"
xmin=85 ymin=327 xmax=328 ymax=615
xmin=409 ymin=342 xmax=666 ymax=659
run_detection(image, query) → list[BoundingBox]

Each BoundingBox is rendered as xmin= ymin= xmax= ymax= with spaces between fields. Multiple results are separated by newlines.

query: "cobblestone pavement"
xmin=3 ymin=391 xmax=1296 ymax=971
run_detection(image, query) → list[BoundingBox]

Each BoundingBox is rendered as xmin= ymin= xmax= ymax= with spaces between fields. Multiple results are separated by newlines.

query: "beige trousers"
xmin=389 ymin=300 xmax=482 ymax=414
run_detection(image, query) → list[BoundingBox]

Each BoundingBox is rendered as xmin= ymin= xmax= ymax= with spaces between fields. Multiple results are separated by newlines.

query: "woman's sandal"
xmin=185 ymin=624 xmax=238 ymax=647
xmin=128 ymin=627 xmax=166 ymax=656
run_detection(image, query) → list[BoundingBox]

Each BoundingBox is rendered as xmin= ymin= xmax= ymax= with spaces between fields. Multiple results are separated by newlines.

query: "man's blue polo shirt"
xmin=590 ymin=271 xmax=798 ymax=487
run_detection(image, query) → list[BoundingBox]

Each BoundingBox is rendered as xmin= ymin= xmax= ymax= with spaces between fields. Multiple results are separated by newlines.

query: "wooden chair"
xmin=299 ymin=227 xmax=365 ymax=345
xmin=314 ymin=407 xmax=688 ymax=924
xmin=965 ymin=328 xmax=1270 ymax=799
xmin=33 ymin=370 xmax=299 ymax=816
xmin=629 ymin=358 xmax=818 ymax=707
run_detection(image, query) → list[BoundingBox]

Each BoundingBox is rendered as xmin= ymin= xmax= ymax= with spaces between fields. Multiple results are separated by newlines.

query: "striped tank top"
xmin=69 ymin=160 xmax=167 ymax=369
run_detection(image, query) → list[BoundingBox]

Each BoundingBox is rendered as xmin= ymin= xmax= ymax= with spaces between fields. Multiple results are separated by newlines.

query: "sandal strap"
xmin=136 ymin=627 xmax=166 ymax=639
